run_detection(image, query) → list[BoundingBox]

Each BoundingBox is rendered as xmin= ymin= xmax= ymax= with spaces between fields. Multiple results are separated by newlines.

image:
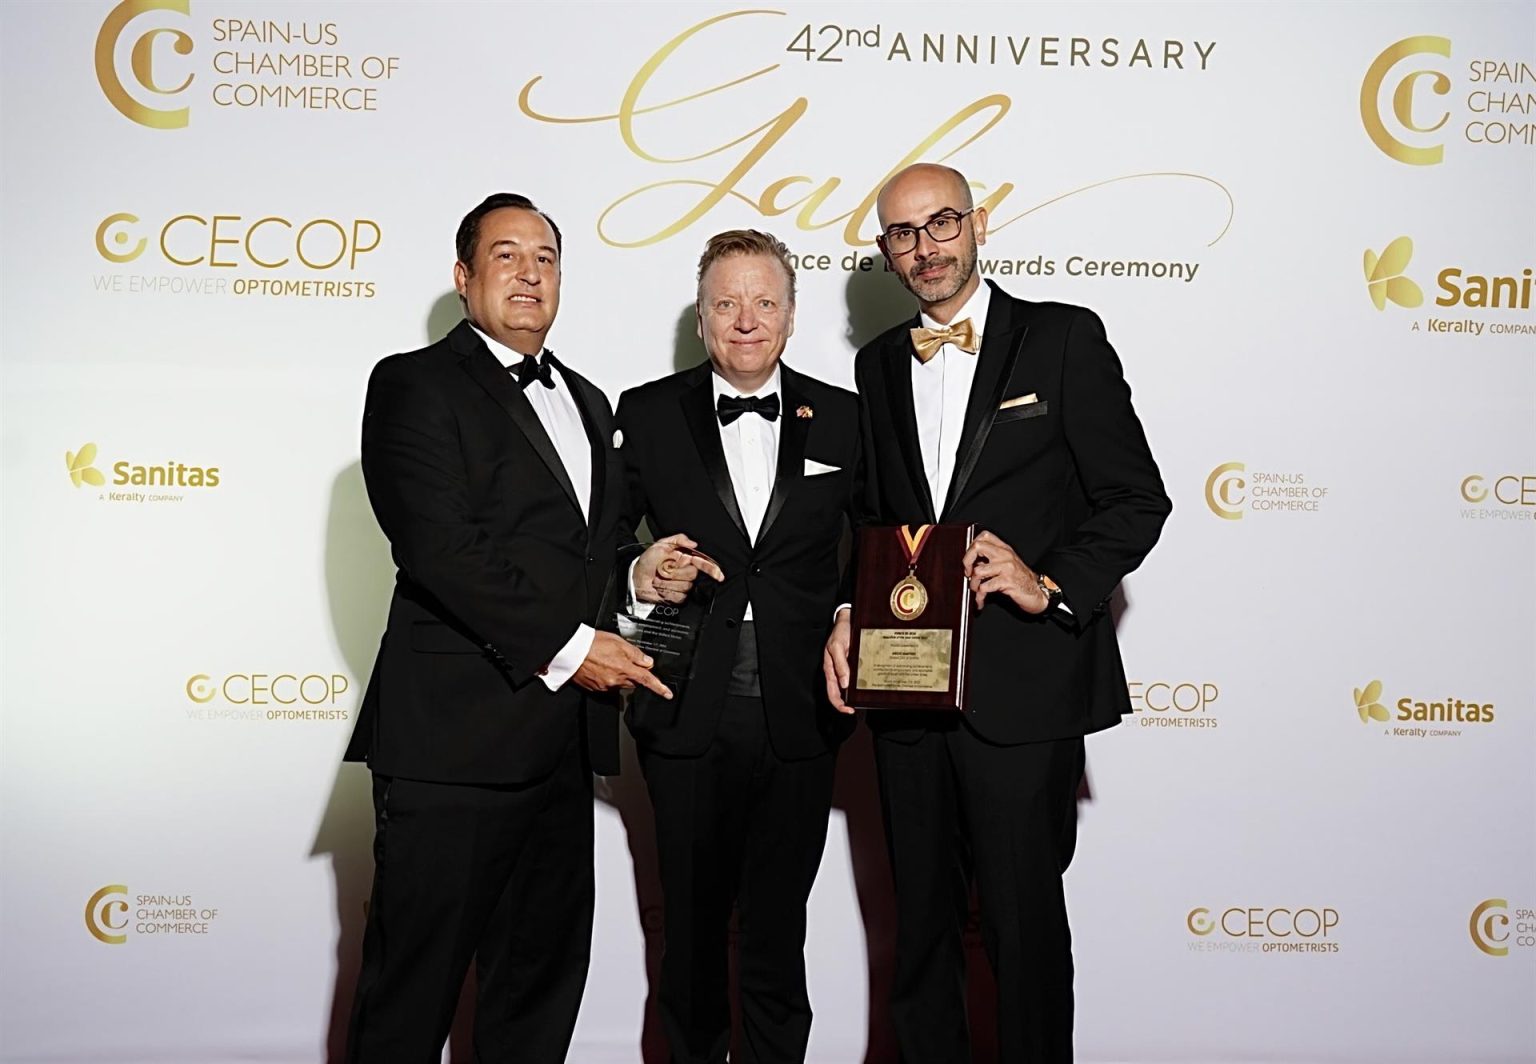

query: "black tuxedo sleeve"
xmin=362 ymin=358 xmax=584 ymax=687
xmin=1036 ymin=309 xmax=1171 ymax=623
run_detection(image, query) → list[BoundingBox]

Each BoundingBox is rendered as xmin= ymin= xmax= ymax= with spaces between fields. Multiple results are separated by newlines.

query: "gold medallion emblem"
xmin=890 ymin=573 xmax=929 ymax=621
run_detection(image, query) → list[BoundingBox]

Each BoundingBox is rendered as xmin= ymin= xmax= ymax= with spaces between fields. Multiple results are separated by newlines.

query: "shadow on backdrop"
xmin=673 ymin=302 xmax=707 ymax=374
xmin=310 ymin=293 xmax=475 ymax=1063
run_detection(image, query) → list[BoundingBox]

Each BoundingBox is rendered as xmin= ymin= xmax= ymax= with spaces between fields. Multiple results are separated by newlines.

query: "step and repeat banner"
xmin=1 ymin=2 xmax=1532 ymax=1062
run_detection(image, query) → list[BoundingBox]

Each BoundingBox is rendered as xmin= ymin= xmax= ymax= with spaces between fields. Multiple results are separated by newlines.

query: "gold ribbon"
xmin=909 ymin=317 xmax=979 ymax=363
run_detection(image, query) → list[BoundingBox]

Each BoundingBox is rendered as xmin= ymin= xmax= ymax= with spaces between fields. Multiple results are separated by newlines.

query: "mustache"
xmin=907 ymin=255 xmax=958 ymax=279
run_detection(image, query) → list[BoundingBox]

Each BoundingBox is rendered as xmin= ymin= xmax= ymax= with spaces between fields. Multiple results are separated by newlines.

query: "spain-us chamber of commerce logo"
xmin=86 ymin=884 xmax=221 ymax=944
xmin=1204 ymin=461 xmax=1329 ymax=519
xmin=1469 ymin=898 xmax=1536 ymax=957
xmin=94 ymin=0 xmax=402 ymax=129
xmin=1360 ymin=36 xmax=1534 ymax=166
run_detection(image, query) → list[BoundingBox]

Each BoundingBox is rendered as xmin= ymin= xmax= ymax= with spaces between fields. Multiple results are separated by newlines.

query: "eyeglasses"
xmin=879 ymin=209 xmax=975 ymax=255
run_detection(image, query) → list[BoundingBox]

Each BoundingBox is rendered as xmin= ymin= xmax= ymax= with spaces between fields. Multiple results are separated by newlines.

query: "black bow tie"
xmin=513 ymin=352 xmax=555 ymax=390
xmin=716 ymin=393 xmax=780 ymax=425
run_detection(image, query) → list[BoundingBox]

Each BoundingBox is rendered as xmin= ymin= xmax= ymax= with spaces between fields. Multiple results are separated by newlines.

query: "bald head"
xmin=874 ymin=163 xmax=987 ymax=321
xmin=876 ymin=163 xmax=973 ymax=230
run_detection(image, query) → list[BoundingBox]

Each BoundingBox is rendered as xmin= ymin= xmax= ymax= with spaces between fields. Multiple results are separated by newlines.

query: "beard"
xmin=896 ymin=237 xmax=978 ymax=305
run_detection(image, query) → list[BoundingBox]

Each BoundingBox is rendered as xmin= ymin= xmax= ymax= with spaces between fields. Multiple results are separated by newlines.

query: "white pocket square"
xmin=998 ymin=393 xmax=1039 ymax=410
xmin=803 ymin=459 xmax=841 ymax=476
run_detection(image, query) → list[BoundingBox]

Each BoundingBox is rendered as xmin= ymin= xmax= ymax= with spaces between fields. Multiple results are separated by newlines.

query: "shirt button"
xmin=751 ymin=565 xmax=763 ymax=575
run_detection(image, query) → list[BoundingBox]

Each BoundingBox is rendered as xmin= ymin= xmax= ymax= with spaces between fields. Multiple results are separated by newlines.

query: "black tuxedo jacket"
xmin=344 ymin=320 xmax=622 ymax=784
xmin=855 ymin=281 xmax=1171 ymax=745
xmin=615 ymin=361 xmax=860 ymax=760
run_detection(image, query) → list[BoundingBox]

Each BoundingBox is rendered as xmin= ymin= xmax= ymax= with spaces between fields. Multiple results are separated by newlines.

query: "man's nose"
xmin=515 ymin=256 xmax=540 ymax=284
xmin=912 ymin=228 xmax=941 ymax=261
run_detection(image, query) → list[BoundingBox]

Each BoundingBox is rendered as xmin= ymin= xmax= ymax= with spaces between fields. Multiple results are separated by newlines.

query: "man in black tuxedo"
xmin=344 ymin=193 xmax=709 ymax=1063
xmin=615 ymin=230 xmax=860 ymax=1063
xmin=824 ymin=164 xmax=1171 ymax=1062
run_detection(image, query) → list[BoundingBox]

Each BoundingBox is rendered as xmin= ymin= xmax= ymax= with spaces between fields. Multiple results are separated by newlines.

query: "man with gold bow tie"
xmin=824 ymin=163 xmax=1171 ymax=1063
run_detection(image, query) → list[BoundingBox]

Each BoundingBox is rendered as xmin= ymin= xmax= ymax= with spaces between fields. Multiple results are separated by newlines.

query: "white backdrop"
xmin=2 ymin=3 xmax=1533 ymax=1062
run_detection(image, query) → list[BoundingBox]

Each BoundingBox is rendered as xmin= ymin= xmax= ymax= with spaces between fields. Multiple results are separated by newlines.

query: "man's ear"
xmin=972 ymin=207 xmax=989 ymax=247
xmin=453 ymin=260 xmax=469 ymax=297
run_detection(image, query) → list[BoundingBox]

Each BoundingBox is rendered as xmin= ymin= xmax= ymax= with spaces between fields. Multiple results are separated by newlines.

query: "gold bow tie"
xmin=910 ymin=317 xmax=979 ymax=362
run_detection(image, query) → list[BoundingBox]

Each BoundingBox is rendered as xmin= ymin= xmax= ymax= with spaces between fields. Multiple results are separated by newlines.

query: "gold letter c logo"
xmin=95 ymin=0 xmax=194 ymax=130
xmin=1360 ymin=36 xmax=1453 ymax=166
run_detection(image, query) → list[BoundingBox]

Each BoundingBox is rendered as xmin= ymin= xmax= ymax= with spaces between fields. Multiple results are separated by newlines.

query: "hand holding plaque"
xmin=845 ymin=524 xmax=975 ymax=712
xmin=599 ymin=539 xmax=722 ymax=701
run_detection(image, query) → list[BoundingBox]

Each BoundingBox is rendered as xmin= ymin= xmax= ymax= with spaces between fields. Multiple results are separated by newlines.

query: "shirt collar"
xmin=468 ymin=321 xmax=546 ymax=371
xmin=918 ymin=278 xmax=991 ymax=341
xmin=711 ymin=362 xmax=781 ymax=401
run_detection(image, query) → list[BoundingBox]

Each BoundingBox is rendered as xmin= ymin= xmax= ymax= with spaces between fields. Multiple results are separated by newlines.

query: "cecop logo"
xmin=1186 ymin=905 xmax=1341 ymax=954
xmin=96 ymin=0 xmax=194 ymax=130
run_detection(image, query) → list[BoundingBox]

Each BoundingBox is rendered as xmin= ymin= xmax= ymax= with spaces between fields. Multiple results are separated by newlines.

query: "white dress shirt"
xmin=470 ymin=324 xmax=594 ymax=690
xmin=911 ymin=280 xmax=991 ymax=514
xmin=632 ymin=366 xmax=781 ymax=622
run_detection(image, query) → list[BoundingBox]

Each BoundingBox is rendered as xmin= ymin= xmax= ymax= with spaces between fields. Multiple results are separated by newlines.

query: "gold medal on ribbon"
xmin=890 ymin=572 xmax=929 ymax=620
xmin=890 ymin=524 xmax=934 ymax=621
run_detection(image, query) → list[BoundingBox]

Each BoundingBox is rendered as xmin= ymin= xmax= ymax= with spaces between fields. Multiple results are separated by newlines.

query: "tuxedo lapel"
xmin=880 ymin=322 xmax=938 ymax=523
xmin=453 ymin=323 xmax=583 ymax=519
xmin=942 ymin=283 xmax=1030 ymax=518
xmin=552 ymin=354 xmax=607 ymax=545
xmin=756 ymin=364 xmax=809 ymax=543
xmin=680 ymin=367 xmax=750 ymax=542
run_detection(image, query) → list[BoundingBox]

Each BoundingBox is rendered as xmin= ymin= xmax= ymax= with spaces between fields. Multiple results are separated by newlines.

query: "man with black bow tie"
xmin=344 ymin=193 xmax=712 ymax=1062
xmin=823 ymin=164 xmax=1171 ymax=1062
xmin=615 ymin=230 xmax=861 ymax=1063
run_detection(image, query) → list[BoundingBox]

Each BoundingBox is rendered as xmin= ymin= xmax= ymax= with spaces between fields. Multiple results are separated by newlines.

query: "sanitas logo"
xmin=1361 ymin=36 xmax=1535 ymax=165
xmin=96 ymin=0 xmax=194 ymax=130
xmin=1364 ymin=236 xmax=1423 ymax=310
xmin=63 ymin=441 xmax=221 ymax=504
xmin=85 ymin=884 xmax=219 ymax=943
xmin=1352 ymin=678 xmax=1495 ymax=738
xmin=1205 ymin=462 xmax=1328 ymax=518
xmin=1186 ymin=906 xmax=1340 ymax=954
xmin=65 ymin=443 xmax=106 ymax=488
xmin=1363 ymin=238 xmax=1534 ymax=335
xmin=1470 ymin=898 xmax=1536 ymax=957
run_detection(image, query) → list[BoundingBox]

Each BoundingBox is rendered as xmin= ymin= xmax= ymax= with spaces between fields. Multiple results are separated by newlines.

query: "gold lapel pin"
xmin=796 ymin=405 xmax=814 ymax=419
